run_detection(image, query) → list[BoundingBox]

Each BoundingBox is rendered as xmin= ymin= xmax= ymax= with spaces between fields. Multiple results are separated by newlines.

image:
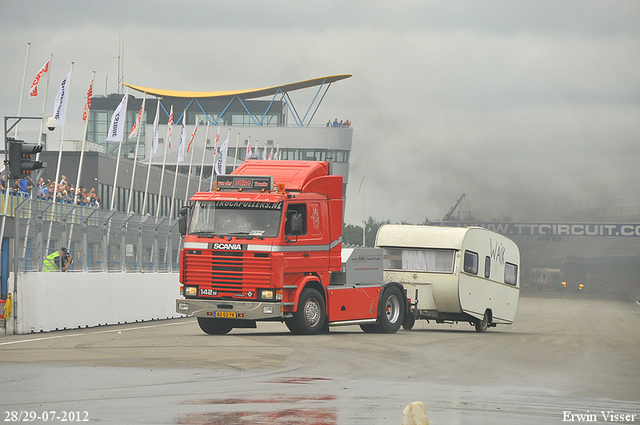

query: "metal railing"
xmin=6 ymin=195 xmax=181 ymax=273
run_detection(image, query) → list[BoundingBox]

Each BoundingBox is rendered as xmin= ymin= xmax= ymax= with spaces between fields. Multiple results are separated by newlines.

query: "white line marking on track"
xmin=0 ymin=319 xmax=196 ymax=346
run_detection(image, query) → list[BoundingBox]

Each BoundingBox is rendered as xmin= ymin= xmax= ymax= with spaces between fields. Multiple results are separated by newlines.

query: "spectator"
xmin=43 ymin=247 xmax=73 ymax=272
xmin=18 ymin=177 xmax=28 ymax=193
xmin=332 ymin=118 xmax=339 ymax=127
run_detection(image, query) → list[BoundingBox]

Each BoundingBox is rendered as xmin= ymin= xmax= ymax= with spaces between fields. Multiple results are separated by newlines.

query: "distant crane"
xmin=442 ymin=193 xmax=466 ymax=221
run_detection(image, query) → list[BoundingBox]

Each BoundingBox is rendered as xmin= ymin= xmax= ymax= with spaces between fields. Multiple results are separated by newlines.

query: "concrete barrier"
xmin=5 ymin=272 xmax=182 ymax=334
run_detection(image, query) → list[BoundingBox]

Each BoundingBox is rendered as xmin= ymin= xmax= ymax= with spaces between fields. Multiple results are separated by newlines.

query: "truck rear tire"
xmin=197 ymin=317 xmax=234 ymax=335
xmin=375 ymin=286 xmax=404 ymax=334
xmin=286 ymin=288 xmax=325 ymax=335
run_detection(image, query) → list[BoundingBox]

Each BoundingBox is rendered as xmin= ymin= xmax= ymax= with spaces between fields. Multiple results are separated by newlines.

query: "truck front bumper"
xmin=176 ymin=298 xmax=285 ymax=321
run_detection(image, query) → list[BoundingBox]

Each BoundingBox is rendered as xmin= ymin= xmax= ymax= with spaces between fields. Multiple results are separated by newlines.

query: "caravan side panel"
xmin=457 ymin=228 xmax=520 ymax=323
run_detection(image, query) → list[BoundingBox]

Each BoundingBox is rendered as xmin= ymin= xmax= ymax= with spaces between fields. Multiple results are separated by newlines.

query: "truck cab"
xmin=176 ymin=161 xmax=405 ymax=335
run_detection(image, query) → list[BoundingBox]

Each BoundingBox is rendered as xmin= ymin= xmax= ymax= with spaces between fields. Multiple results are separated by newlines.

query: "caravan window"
xmin=484 ymin=256 xmax=491 ymax=278
xmin=382 ymin=248 xmax=455 ymax=273
xmin=463 ymin=250 xmax=479 ymax=275
xmin=505 ymin=262 xmax=518 ymax=286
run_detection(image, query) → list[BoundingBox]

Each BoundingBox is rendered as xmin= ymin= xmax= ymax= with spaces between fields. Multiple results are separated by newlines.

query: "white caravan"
xmin=375 ymin=225 xmax=520 ymax=332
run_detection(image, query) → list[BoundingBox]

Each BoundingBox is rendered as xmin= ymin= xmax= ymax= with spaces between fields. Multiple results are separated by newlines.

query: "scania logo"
xmin=212 ymin=243 xmax=243 ymax=250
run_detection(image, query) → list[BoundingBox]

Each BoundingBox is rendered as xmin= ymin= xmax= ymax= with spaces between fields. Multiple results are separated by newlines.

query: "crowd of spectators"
xmin=0 ymin=174 xmax=101 ymax=208
xmin=326 ymin=118 xmax=351 ymax=128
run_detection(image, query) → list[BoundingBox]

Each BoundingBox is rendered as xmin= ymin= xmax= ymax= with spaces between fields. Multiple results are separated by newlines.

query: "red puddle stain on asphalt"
xmin=265 ymin=376 xmax=332 ymax=385
xmin=184 ymin=395 xmax=336 ymax=405
xmin=180 ymin=381 xmax=337 ymax=425
xmin=179 ymin=408 xmax=337 ymax=425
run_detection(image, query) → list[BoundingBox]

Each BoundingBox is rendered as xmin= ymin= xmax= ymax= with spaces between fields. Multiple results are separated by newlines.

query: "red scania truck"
xmin=176 ymin=160 xmax=406 ymax=335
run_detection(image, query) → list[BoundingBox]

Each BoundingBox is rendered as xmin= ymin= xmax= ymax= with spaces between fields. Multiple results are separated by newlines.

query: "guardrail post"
xmin=36 ymin=210 xmax=44 ymax=272
xmin=153 ymin=218 xmax=164 ymax=272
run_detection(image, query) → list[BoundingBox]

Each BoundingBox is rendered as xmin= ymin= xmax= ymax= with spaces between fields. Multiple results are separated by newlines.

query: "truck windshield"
xmin=188 ymin=200 xmax=283 ymax=238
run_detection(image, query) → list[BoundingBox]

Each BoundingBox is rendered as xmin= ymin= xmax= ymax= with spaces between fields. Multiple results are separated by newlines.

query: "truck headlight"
xmin=259 ymin=289 xmax=274 ymax=300
xmin=258 ymin=289 xmax=283 ymax=301
xmin=184 ymin=286 xmax=198 ymax=296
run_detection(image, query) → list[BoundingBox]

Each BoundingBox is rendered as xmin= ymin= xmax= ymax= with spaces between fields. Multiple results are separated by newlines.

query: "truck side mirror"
xmin=289 ymin=211 xmax=304 ymax=236
xmin=178 ymin=206 xmax=190 ymax=236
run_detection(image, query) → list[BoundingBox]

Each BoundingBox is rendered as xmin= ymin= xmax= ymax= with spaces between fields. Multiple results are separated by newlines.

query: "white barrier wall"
xmin=7 ymin=272 xmax=183 ymax=334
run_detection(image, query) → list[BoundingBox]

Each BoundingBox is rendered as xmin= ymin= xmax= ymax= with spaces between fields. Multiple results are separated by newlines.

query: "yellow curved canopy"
xmin=123 ymin=74 xmax=352 ymax=99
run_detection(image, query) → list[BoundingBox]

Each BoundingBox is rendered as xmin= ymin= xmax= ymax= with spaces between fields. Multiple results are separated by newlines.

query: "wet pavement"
xmin=1 ymin=289 xmax=639 ymax=424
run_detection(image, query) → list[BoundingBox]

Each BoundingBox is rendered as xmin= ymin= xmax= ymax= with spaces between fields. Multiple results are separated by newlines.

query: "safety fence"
xmin=6 ymin=196 xmax=181 ymax=273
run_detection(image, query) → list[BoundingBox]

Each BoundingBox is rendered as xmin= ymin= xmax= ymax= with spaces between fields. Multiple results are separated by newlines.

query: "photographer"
xmin=43 ymin=247 xmax=73 ymax=272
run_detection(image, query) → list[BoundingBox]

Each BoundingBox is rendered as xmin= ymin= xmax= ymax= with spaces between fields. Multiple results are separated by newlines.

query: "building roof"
xmin=123 ymin=74 xmax=352 ymax=99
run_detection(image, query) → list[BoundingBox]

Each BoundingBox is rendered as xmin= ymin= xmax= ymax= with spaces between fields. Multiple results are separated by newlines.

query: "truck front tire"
xmin=197 ymin=317 xmax=234 ymax=335
xmin=286 ymin=288 xmax=326 ymax=335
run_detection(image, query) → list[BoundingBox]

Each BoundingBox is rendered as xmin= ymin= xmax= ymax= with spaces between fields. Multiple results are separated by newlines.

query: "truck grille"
xmin=184 ymin=250 xmax=272 ymax=292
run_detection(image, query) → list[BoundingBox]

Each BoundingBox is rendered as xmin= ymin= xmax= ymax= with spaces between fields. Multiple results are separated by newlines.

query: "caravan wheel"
xmin=474 ymin=311 xmax=490 ymax=333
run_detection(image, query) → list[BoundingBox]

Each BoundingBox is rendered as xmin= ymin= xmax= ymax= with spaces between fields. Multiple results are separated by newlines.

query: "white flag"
xmin=177 ymin=116 xmax=186 ymax=164
xmin=262 ymin=143 xmax=267 ymax=160
xmin=151 ymin=101 xmax=160 ymax=156
xmin=106 ymin=89 xmax=129 ymax=142
xmin=246 ymin=142 xmax=252 ymax=160
xmin=268 ymin=147 xmax=273 ymax=160
xmin=52 ymin=70 xmax=72 ymax=126
xmin=215 ymin=137 xmax=228 ymax=175
xmin=274 ymin=143 xmax=280 ymax=160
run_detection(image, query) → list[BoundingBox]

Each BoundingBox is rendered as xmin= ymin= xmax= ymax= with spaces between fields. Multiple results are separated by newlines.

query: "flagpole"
xmin=75 ymin=71 xmax=95 ymax=205
xmin=14 ymin=42 xmax=31 ymax=138
xmin=156 ymin=105 xmax=173 ymax=218
xmin=51 ymin=62 xmax=74 ymax=213
xmin=47 ymin=62 xmax=74 ymax=253
xmin=211 ymin=128 xmax=229 ymax=190
xmin=22 ymin=54 xmax=53 ymax=258
xmin=233 ymin=132 xmax=240 ymax=169
xmin=127 ymin=94 xmax=146 ymax=213
xmin=36 ymin=54 xmax=53 ymax=155
xmin=184 ymin=123 xmax=198 ymax=202
xmin=362 ymin=172 xmax=366 ymax=247
xmin=169 ymin=111 xmax=186 ymax=219
xmin=197 ymin=120 xmax=210 ymax=192
xmin=108 ymin=89 xmax=129 ymax=211
xmin=142 ymin=98 xmax=160 ymax=215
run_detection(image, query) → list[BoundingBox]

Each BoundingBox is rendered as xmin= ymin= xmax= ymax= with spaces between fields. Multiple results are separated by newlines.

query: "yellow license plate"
xmin=214 ymin=311 xmax=237 ymax=318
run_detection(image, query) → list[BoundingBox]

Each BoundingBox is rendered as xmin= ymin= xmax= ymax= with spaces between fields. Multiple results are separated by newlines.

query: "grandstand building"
xmin=39 ymin=75 xmax=354 ymax=217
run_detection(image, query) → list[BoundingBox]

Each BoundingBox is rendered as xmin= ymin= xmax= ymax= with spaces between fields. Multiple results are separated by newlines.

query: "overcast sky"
xmin=1 ymin=1 xmax=639 ymax=225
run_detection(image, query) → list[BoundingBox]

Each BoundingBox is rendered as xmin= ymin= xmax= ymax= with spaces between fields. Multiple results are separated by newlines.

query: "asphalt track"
xmin=0 ymin=288 xmax=639 ymax=424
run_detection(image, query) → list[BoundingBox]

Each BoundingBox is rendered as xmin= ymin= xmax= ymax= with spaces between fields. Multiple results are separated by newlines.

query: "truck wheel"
xmin=375 ymin=286 xmax=404 ymax=334
xmin=197 ymin=317 xmax=233 ymax=335
xmin=474 ymin=311 xmax=489 ymax=333
xmin=286 ymin=288 xmax=325 ymax=335
xmin=402 ymin=312 xmax=416 ymax=330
